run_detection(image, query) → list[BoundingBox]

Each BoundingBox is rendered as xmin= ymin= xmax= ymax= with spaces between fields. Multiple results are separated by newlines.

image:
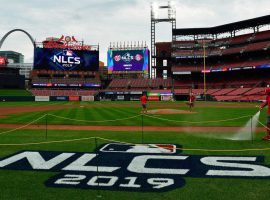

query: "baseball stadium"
xmin=1 ymin=1 xmax=270 ymax=200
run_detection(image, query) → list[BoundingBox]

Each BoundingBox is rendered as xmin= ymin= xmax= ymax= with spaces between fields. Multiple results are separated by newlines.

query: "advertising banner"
xmin=69 ymin=96 xmax=80 ymax=101
xmin=117 ymin=95 xmax=125 ymax=100
xmin=130 ymin=91 xmax=142 ymax=95
xmin=81 ymin=96 xmax=95 ymax=101
xmin=50 ymin=96 xmax=68 ymax=101
xmin=35 ymin=96 xmax=50 ymax=102
xmin=148 ymin=96 xmax=160 ymax=101
xmin=161 ymin=96 xmax=173 ymax=101
xmin=147 ymin=92 xmax=161 ymax=97
xmin=130 ymin=97 xmax=140 ymax=101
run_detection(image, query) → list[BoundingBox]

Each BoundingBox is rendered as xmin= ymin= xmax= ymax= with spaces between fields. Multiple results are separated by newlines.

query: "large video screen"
xmin=34 ymin=48 xmax=99 ymax=71
xmin=107 ymin=49 xmax=149 ymax=74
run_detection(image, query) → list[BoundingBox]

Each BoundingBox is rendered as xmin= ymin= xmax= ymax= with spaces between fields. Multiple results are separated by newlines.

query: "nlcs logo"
xmin=51 ymin=50 xmax=81 ymax=70
xmin=121 ymin=52 xmax=133 ymax=63
xmin=114 ymin=53 xmax=143 ymax=63
xmin=1 ymin=143 xmax=270 ymax=192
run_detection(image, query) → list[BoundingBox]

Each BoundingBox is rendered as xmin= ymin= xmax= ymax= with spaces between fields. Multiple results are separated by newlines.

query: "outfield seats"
xmin=222 ymin=46 xmax=244 ymax=55
xmin=206 ymin=89 xmax=221 ymax=95
xmin=108 ymin=78 xmax=172 ymax=89
xmin=230 ymin=33 xmax=253 ymax=45
xmin=245 ymin=41 xmax=270 ymax=52
xmin=253 ymin=30 xmax=270 ymax=41
xmin=211 ymin=88 xmax=236 ymax=96
xmin=226 ymin=88 xmax=251 ymax=95
xmin=244 ymin=87 xmax=265 ymax=95
xmin=174 ymin=89 xmax=190 ymax=94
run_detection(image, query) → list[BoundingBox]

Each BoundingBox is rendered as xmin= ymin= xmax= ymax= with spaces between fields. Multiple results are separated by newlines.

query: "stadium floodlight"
xmin=168 ymin=1 xmax=176 ymax=8
xmin=151 ymin=2 xmax=159 ymax=19
xmin=168 ymin=1 xmax=176 ymax=19
xmin=150 ymin=0 xmax=176 ymax=78
xmin=171 ymin=1 xmax=175 ymax=6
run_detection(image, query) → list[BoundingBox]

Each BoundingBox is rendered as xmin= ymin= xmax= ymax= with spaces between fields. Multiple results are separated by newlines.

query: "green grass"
xmin=0 ymin=101 xmax=265 ymax=127
xmin=0 ymin=129 xmax=270 ymax=200
xmin=0 ymin=89 xmax=32 ymax=96
xmin=0 ymin=101 xmax=270 ymax=200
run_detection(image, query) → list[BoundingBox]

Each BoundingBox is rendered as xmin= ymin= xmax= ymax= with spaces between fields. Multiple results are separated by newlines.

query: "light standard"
xmin=203 ymin=39 xmax=207 ymax=101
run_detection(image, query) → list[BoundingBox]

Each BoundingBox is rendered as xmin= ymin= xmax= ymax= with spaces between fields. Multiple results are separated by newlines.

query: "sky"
xmin=0 ymin=0 xmax=269 ymax=64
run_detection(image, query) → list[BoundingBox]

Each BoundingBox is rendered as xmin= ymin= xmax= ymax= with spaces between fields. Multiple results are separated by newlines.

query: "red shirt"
xmin=140 ymin=95 xmax=147 ymax=104
xmin=261 ymin=95 xmax=270 ymax=115
xmin=189 ymin=95 xmax=195 ymax=103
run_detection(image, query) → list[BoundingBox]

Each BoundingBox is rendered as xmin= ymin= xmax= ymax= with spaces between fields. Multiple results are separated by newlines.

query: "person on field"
xmin=259 ymin=88 xmax=270 ymax=140
xmin=187 ymin=91 xmax=196 ymax=112
xmin=140 ymin=93 xmax=148 ymax=114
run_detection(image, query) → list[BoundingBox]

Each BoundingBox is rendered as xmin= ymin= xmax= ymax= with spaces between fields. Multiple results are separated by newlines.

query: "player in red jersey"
xmin=140 ymin=93 xmax=148 ymax=114
xmin=260 ymin=88 xmax=270 ymax=140
xmin=187 ymin=92 xmax=196 ymax=112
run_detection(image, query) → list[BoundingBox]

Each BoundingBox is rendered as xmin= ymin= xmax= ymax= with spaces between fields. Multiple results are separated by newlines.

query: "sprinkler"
xmin=230 ymin=111 xmax=260 ymax=141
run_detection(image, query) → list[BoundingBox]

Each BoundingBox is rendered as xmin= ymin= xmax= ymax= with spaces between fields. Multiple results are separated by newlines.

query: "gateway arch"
xmin=0 ymin=29 xmax=35 ymax=48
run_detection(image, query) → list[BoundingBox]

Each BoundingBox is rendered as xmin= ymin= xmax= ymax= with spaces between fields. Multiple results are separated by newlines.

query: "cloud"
xmin=0 ymin=0 xmax=269 ymax=64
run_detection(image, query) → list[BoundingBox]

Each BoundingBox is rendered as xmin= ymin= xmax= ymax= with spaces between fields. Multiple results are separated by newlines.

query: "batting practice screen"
xmin=33 ymin=48 xmax=99 ymax=71
xmin=107 ymin=49 xmax=149 ymax=74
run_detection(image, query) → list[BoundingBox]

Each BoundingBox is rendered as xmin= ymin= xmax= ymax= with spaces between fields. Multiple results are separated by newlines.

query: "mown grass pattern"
xmin=0 ymin=101 xmax=270 ymax=200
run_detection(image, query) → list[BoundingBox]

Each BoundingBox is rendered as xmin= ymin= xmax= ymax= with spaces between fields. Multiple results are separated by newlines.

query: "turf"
xmin=0 ymin=89 xmax=32 ymax=96
xmin=0 ymin=129 xmax=270 ymax=200
xmin=0 ymin=101 xmax=265 ymax=127
xmin=0 ymin=101 xmax=270 ymax=200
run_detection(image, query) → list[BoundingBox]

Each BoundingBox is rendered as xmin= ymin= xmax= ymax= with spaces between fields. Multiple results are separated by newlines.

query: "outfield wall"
xmin=0 ymin=96 xmax=35 ymax=101
xmin=97 ymin=91 xmax=174 ymax=101
xmin=0 ymin=93 xmax=257 ymax=102
xmin=0 ymin=96 xmax=94 ymax=102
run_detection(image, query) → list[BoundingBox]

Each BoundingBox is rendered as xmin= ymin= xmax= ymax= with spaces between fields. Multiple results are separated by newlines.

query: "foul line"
xmin=0 ymin=115 xmax=46 ymax=136
xmin=0 ymin=114 xmax=142 ymax=136
xmin=257 ymin=120 xmax=270 ymax=131
xmin=0 ymin=112 xmax=255 ymax=138
xmin=0 ymin=113 xmax=269 ymax=153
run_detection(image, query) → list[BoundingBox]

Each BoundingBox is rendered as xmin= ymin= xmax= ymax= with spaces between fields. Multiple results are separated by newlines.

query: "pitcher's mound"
xmin=147 ymin=109 xmax=196 ymax=115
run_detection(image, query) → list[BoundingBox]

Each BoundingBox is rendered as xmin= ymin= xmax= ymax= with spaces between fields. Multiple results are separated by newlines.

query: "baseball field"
xmin=1 ymin=100 xmax=270 ymax=200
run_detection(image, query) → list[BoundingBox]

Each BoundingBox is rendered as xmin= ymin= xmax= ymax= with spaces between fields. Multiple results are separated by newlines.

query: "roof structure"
xmin=173 ymin=15 xmax=270 ymax=36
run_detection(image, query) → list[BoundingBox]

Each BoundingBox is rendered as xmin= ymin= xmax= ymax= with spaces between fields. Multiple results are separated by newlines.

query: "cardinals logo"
xmin=135 ymin=54 xmax=143 ymax=61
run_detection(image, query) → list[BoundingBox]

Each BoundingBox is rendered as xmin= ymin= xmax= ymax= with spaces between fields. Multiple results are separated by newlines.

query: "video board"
xmin=33 ymin=48 xmax=99 ymax=71
xmin=107 ymin=49 xmax=149 ymax=74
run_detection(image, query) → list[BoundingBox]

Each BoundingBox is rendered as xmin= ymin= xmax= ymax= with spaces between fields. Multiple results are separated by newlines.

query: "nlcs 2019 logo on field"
xmin=51 ymin=50 xmax=81 ymax=70
xmin=1 ymin=143 xmax=270 ymax=192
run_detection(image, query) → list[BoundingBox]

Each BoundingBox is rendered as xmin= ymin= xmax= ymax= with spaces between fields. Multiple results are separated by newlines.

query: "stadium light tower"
xmin=203 ymin=39 xmax=207 ymax=101
xmin=151 ymin=1 xmax=176 ymax=78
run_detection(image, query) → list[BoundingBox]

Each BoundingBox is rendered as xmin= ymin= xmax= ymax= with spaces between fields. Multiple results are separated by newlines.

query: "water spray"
xmin=194 ymin=110 xmax=261 ymax=141
xmin=229 ymin=110 xmax=261 ymax=141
